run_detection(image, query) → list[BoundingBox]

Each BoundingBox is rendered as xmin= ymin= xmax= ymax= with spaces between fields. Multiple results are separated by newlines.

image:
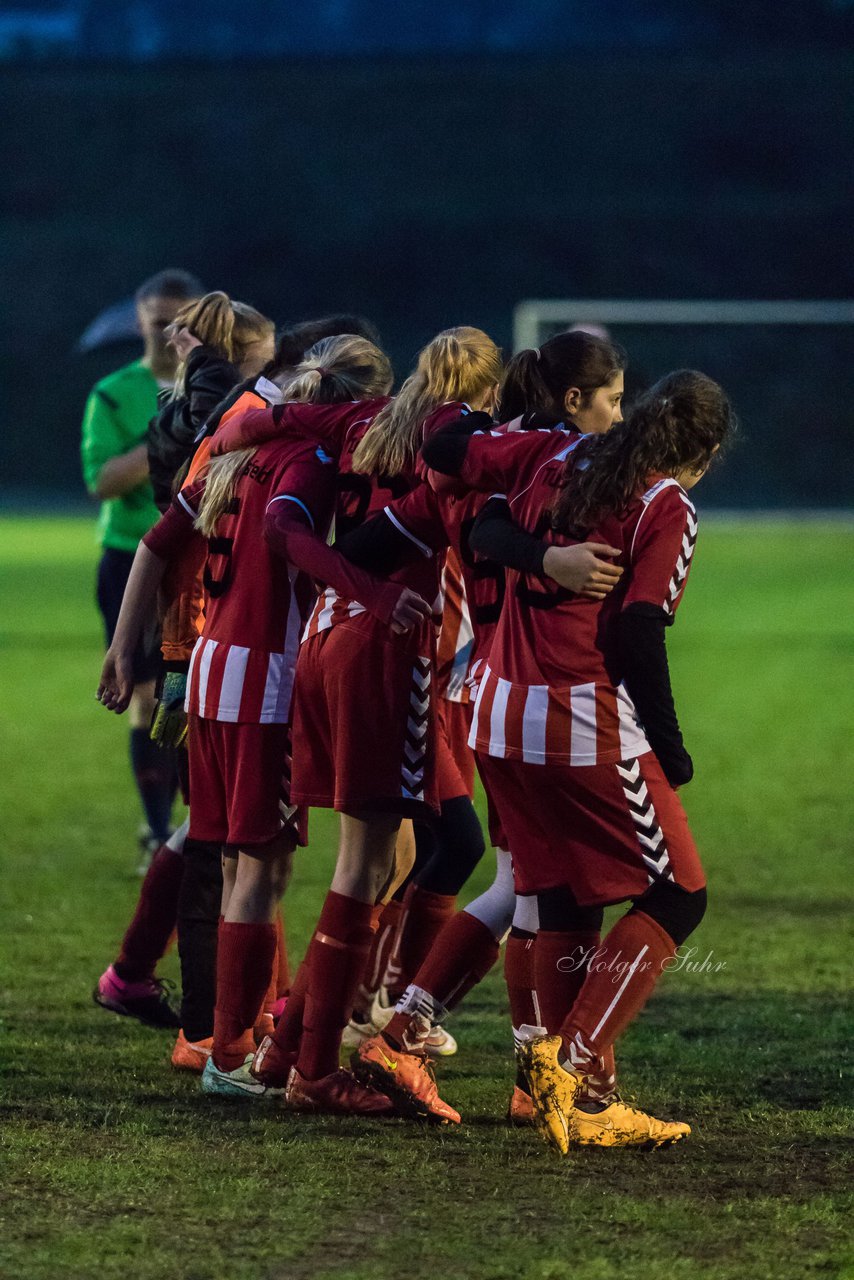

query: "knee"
xmin=537 ymin=886 xmax=604 ymax=933
xmin=632 ymin=882 xmax=707 ymax=946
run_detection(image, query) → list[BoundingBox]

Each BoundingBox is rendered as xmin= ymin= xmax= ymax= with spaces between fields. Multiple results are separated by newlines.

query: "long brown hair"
xmin=351 ymin=326 xmax=502 ymax=477
xmin=195 ymin=334 xmax=392 ymax=537
xmin=500 ymin=330 xmax=626 ymax=421
xmin=170 ymin=291 xmax=274 ymax=396
xmin=552 ymin=370 xmax=736 ymax=532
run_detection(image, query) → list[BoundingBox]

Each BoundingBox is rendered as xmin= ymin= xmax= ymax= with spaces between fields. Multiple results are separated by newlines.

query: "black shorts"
xmin=96 ymin=547 xmax=162 ymax=684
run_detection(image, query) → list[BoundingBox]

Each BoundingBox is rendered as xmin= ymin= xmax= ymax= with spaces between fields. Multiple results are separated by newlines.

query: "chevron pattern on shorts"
xmin=616 ymin=757 xmax=675 ymax=885
xmin=401 ymin=656 xmax=431 ymax=801
xmin=278 ymin=736 xmax=300 ymax=834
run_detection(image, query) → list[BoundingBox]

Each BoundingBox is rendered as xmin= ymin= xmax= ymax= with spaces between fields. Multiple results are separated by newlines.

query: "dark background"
xmin=2 ymin=2 xmax=853 ymax=507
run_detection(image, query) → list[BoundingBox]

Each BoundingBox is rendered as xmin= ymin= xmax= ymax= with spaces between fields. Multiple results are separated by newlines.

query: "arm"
xmin=81 ymin=387 xmax=149 ymax=499
xmin=96 ymin=499 xmax=197 ymax=712
xmin=211 ymin=398 xmax=389 ymax=457
xmin=619 ymin=484 xmax=699 ymax=785
xmin=93 ymin=444 xmax=150 ymax=499
xmin=617 ymin=604 xmax=692 ymax=786
xmin=470 ymin=497 xmax=623 ymax=600
xmin=264 ymin=502 xmax=431 ymax=634
xmin=334 ymin=483 xmax=448 ymax=576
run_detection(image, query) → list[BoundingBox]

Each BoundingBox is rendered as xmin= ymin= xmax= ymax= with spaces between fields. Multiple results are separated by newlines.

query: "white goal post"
xmin=513 ymin=299 xmax=854 ymax=352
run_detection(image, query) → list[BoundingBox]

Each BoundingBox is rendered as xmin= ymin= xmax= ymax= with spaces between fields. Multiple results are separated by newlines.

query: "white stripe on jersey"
xmin=260 ymin=652 xmax=284 ymax=723
xmin=521 ymin=685 xmax=549 ymax=763
xmin=185 ymin=636 xmax=203 ymax=712
xmin=384 ymin=506 xmax=433 ymax=557
xmin=217 ymin=645 xmax=250 ymax=722
xmin=616 ymin=682 xmax=650 ymax=759
xmin=569 ymin=683 xmax=598 ymax=765
xmin=196 ymin=639 xmax=217 ymax=718
xmin=489 ymin=676 xmax=512 ymax=757
xmin=177 ymin=490 xmax=198 ymax=520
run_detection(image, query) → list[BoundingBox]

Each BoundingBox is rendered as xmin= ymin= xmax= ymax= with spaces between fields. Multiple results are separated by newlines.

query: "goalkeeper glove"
xmin=150 ymin=670 xmax=188 ymax=748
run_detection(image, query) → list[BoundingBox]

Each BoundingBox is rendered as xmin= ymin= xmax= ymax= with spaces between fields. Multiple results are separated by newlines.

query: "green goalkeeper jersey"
xmin=80 ymin=359 xmax=163 ymax=552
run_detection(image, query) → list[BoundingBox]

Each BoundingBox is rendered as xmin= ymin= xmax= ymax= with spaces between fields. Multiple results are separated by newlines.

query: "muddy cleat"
xmin=93 ymin=964 xmax=181 ymax=1030
xmin=518 ymin=1035 xmax=583 ymax=1156
xmin=352 ymin=1035 xmax=461 ymax=1124
xmin=573 ymin=1098 xmax=691 ymax=1149
xmin=201 ymin=1054 xmax=285 ymax=1100
xmin=171 ymin=1029 xmax=213 ymax=1072
xmin=423 ymin=1024 xmax=458 ymax=1058
xmin=285 ymin=1067 xmax=395 ymax=1115
xmin=507 ymin=1084 xmax=535 ymax=1125
xmin=251 ymin=1034 xmax=295 ymax=1088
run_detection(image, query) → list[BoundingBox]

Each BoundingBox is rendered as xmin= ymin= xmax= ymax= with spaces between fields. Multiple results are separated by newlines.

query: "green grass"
xmin=1 ymin=515 xmax=853 ymax=1280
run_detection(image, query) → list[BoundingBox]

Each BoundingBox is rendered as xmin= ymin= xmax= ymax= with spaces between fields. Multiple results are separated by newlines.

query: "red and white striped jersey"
xmin=180 ymin=436 xmax=338 ymax=724
xmin=448 ymin=428 xmax=699 ymax=766
xmin=302 ymin=401 xmax=468 ymax=643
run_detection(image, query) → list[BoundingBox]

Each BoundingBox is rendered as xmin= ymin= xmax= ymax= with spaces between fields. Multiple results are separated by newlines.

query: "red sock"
xmin=275 ymin=910 xmax=290 ymax=997
xmin=213 ymin=920 xmax=277 ymax=1072
xmin=504 ymin=927 xmax=541 ymax=1033
xmin=534 ymin=929 xmax=602 ymax=1035
xmin=383 ymin=910 xmax=499 ymax=1050
xmin=115 ymin=844 xmax=184 ymax=982
xmin=389 ymin=883 xmax=456 ymax=997
xmin=297 ymin=892 xmax=376 ymax=1081
xmin=560 ymin=910 xmax=676 ymax=1071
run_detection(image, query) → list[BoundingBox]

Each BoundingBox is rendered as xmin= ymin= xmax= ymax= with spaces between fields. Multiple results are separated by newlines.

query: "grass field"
xmin=1 ymin=515 xmax=853 ymax=1280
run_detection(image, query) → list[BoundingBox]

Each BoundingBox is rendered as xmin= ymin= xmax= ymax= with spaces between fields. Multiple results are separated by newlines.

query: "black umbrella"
xmin=76 ymin=297 xmax=140 ymax=353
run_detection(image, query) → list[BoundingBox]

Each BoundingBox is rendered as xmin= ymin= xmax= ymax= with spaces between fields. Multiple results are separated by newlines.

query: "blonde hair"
xmin=195 ymin=334 xmax=393 ymax=537
xmin=170 ymin=291 xmax=274 ymax=396
xmin=351 ymin=326 xmax=502 ymax=477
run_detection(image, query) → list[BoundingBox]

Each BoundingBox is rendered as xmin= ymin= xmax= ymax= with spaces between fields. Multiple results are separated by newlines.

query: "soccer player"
xmin=93 ymin=291 xmax=275 ymax=1043
xmin=238 ymin=328 xmax=501 ymax=1120
xmin=81 ymin=268 xmax=204 ymax=870
xmin=97 ymin=336 xmax=423 ymax=1110
xmin=422 ymin=369 xmax=735 ymax=1152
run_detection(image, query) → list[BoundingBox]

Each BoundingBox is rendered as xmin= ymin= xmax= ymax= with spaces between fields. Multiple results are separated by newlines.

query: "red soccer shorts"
xmin=291 ymin=624 xmax=439 ymax=817
xmin=436 ymin=698 xmax=475 ymax=801
xmin=187 ymin=714 xmax=306 ymax=848
xmin=475 ymin=754 xmax=510 ymax=851
xmin=476 ymin=750 xmax=705 ymax=904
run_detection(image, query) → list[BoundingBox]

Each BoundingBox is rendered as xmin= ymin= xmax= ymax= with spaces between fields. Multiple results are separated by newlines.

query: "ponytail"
xmin=552 ymin=370 xmax=736 ymax=532
xmin=352 ymin=326 xmax=501 ymax=477
xmin=169 ymin=291 xmax=274 ymax=396
xmin=500 ymin=330 xmax=626 ymax=421
xmin=195 ymin=333 xmax=392 ymax=537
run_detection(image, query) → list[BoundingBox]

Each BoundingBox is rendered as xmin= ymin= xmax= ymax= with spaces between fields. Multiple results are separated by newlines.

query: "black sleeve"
xmin=617 ymin=603 xmax=693 ymax=787
xmin=334 ymin=511 xmax=427 ymax=575
xmin=185 ymin=347 xmax=242 ymax=431
xmin=469 ymin=496 xmax=547 ymax=576
xmin=420 ymin=411 xmax=493 ymax=475
xmin=146 ymin=349 xmax=242 ymax=509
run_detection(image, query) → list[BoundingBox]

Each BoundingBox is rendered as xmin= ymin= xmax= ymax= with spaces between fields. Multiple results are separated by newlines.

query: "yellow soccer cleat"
xmin=517 ymin=1035 xmax=583 ymax=1156
xmin=573 ymin=1098 xmax=691 ymax=1149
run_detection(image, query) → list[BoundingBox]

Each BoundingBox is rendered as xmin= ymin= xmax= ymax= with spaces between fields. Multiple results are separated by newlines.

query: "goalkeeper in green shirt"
xmin=81 ymin=269 xmax=203 ymax=867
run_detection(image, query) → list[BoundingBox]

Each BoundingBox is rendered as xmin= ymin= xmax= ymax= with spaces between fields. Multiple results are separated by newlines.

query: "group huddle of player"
xmin=87 ymin=274 xmax=735 ymax=1155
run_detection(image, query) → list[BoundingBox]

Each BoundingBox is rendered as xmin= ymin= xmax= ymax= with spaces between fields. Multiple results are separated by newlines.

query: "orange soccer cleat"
xmin=284 ymin=1067 xmax=395 ymax=1116
xmin=171 ymin=1029 xmax=214 ymax=1072
xmin=351 ymin=1035 xmax=461 ymax=1124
